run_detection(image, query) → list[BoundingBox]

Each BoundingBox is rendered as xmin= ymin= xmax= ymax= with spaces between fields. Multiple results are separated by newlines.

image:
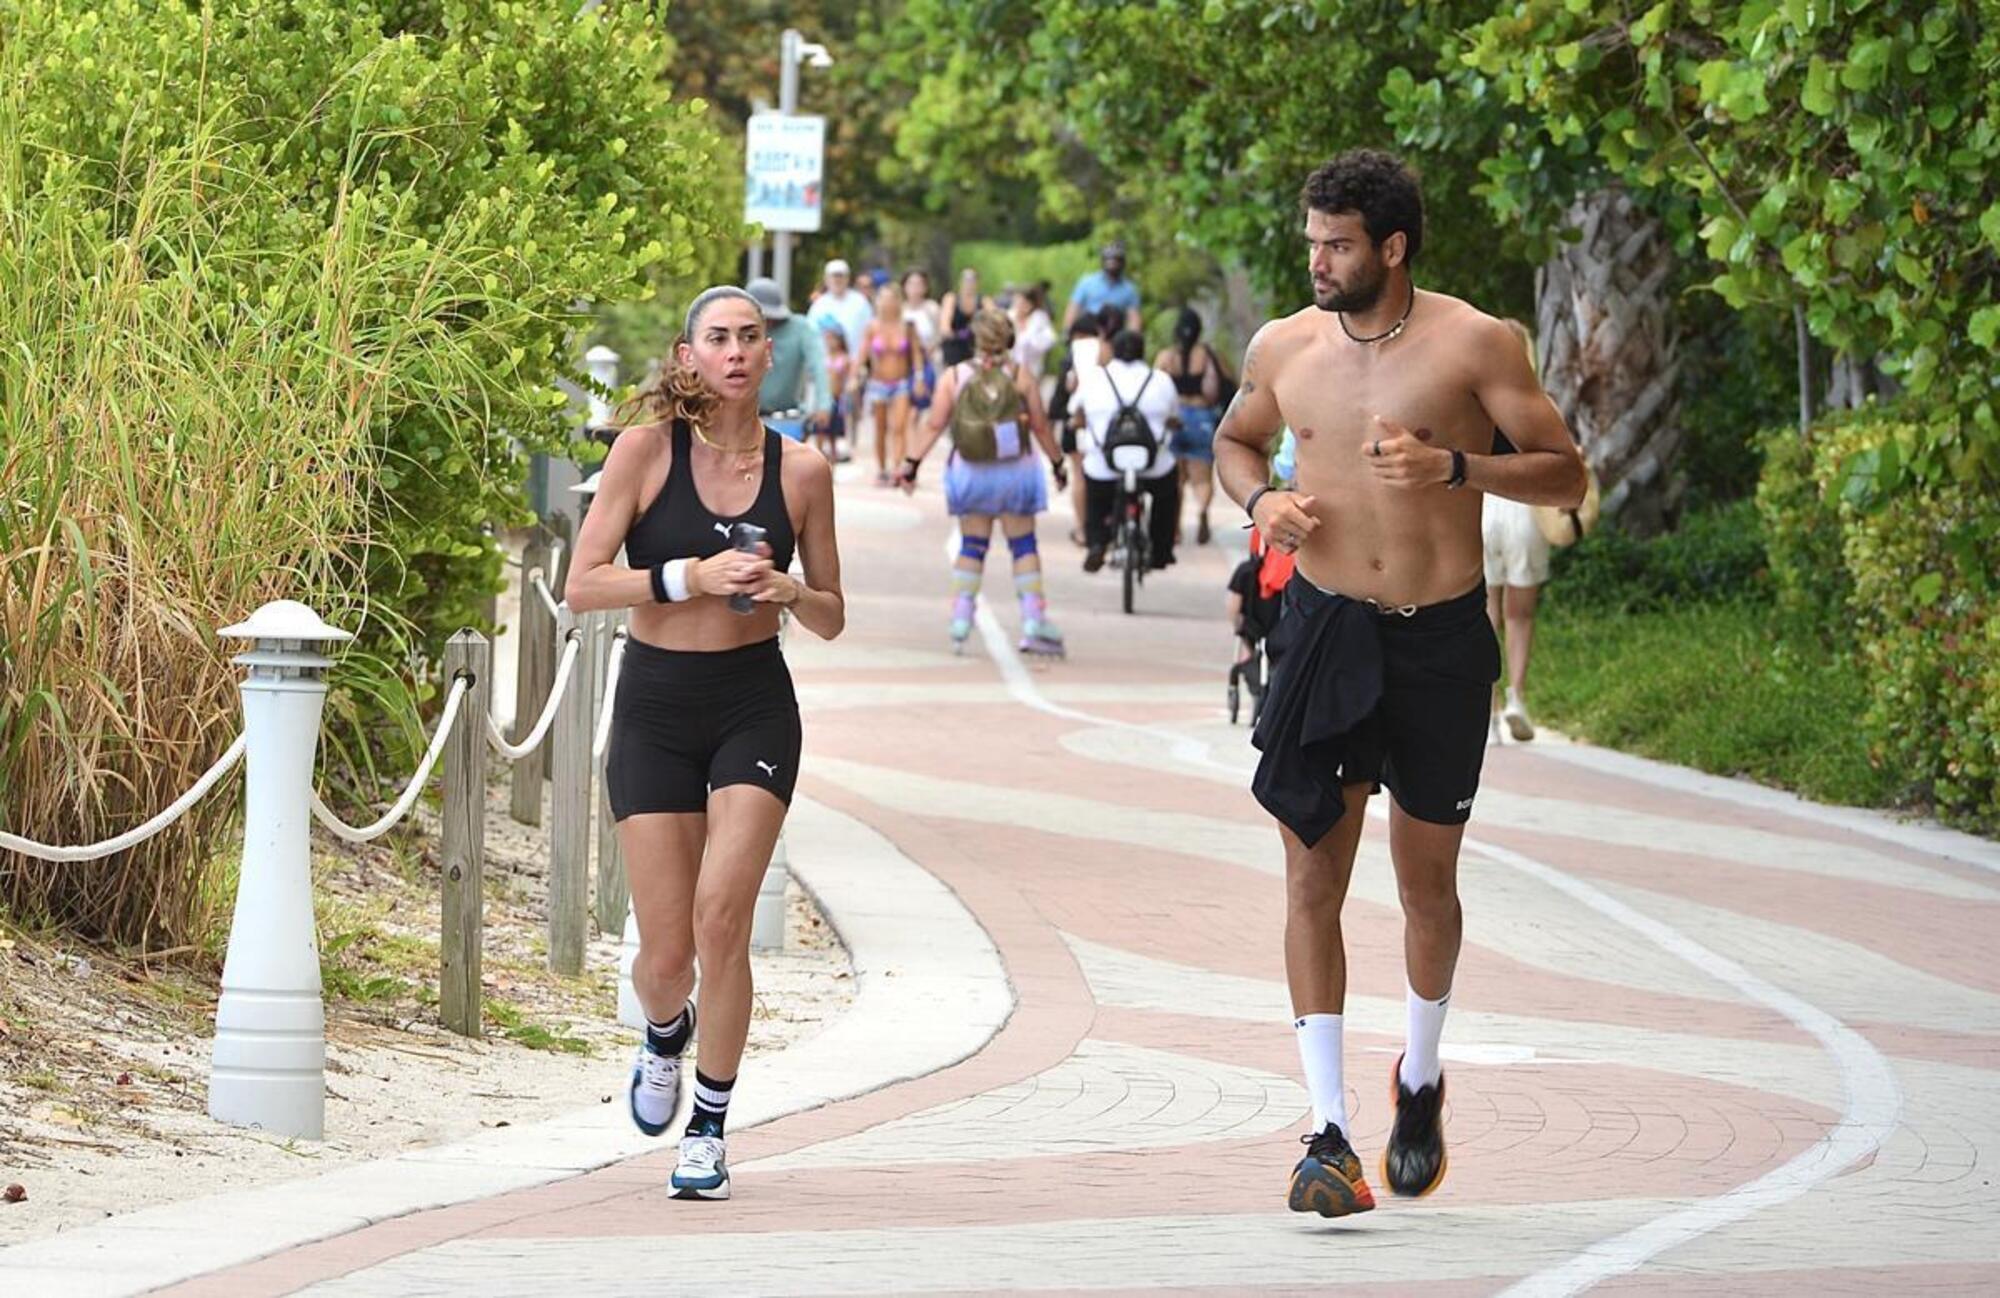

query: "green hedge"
xmin=1546 ymin=497 xmax=1768 ymax=613
xmin=1757 ymin=410 xmax=2000 ymax=832
xmin=5 ymin=0 xmax=737 ymax=778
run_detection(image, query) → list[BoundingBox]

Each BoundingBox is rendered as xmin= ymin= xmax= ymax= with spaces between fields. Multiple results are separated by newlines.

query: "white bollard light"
xmin=751 ymin=832 xmax=789 ymax=952
xmin=616 ymin=906 xmax=644 ymax=1030
xmin=583 ymin=345 xmax=621 ymax=426
xmin=210 ymin=600 xmax=351 ymax=1141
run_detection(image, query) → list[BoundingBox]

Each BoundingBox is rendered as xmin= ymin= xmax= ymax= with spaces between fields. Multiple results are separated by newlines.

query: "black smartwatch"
xmin=1445 ymin=449 xmax=1468 ymax=490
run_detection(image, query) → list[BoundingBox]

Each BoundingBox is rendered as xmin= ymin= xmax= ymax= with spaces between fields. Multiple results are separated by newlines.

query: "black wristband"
xmin=1245 ymin=485 xmax=1272 ymax=520
xmin=902 ymin=455 xmax=922 ymax=483
xmin=649 ymin=561 xmax=671 ymax=605
xmin=1446 ymin=449 xmax=1468 ymax=489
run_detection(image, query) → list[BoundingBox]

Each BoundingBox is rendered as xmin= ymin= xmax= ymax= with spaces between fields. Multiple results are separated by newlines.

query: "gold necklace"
xmin=692 ymin=420 xmax=763 ymax=481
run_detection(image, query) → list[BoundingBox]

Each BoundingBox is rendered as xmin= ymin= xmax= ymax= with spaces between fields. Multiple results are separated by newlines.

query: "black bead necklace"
xmin=1338 ymin=280 xmax=1416 ymax=346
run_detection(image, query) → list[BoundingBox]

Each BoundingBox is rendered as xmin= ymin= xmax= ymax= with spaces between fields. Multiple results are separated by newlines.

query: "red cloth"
xmin=1253 ymin=532 xmax=1296 ymax=601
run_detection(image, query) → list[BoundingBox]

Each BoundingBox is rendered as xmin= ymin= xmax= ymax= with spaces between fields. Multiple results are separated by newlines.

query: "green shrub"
xmin=1 ymin=1 xmax=737 ymax=946
xmin=6 ymin=0 xmax=736 ymax=768
xmin=1807 ymin=412 xmax=1999 ymax=831
xmin=1547 ymin=498 xmax=1768 ymax=613
xmin=1755 ymin=425 xmax=1853 ymax=636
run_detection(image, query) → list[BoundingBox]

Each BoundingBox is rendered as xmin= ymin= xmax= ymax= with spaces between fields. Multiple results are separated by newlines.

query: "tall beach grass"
xmin=0 ymin=55 xmax=545 ymax=950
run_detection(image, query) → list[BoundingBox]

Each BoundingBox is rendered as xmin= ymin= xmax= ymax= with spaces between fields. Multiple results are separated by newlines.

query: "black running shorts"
xmin=1267 ymin=578 xmax=1500 ymax=826
xmin=606 ymin=637 xmax=802 ymax=819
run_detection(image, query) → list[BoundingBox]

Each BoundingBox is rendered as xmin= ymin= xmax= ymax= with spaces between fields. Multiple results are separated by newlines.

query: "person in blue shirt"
xmin=1063 ymin=241 xmax=1142 ymax=334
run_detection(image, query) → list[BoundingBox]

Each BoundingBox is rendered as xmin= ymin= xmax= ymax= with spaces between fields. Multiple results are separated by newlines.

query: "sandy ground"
xmin=0 ymin=772 xmax=853 ymax=1246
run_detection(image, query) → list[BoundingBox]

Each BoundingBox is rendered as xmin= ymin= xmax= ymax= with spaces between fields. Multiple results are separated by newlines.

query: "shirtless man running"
xmin=1213 ymin=149 xmax=1586 ymax=1217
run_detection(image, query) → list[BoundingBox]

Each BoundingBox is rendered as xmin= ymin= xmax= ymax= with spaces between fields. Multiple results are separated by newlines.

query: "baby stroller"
xmin=1227 ymin=530 xmax=1293 ymax=725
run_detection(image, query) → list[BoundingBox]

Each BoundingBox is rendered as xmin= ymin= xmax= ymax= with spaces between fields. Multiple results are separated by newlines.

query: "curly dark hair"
xmin=1300 ymin=149 xmax=1424 ymax=266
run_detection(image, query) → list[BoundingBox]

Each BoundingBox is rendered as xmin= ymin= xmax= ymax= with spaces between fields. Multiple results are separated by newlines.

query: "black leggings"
xmin=606 ymin=637 xmax=802 ymax=819
xmin=1085 ymin=472 xmax=1179 ymax=562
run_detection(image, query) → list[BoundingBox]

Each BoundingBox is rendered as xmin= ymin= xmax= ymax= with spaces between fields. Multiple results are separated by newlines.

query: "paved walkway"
xmin=42 ymin=467 xmax=2000 ymax=1293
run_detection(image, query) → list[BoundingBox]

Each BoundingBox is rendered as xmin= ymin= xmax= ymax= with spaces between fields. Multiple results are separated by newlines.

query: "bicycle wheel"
xmin=1121 ymin=519 xmax=1137 ymax=614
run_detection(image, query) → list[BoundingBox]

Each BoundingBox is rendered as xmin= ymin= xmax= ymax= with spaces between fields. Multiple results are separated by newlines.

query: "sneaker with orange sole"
xmin=1288 ymin=1124 xmax=1377 ymax=1218
xmin=1383 ymin=1054 xmax=1448 ymax=1197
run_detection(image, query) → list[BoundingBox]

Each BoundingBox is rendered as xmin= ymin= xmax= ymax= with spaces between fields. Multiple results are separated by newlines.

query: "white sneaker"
xmin=1502 ymin=691 xmax=1535 ymax=742
xmin=1488 ymin=712 xmax=1504 ymax=745
xmin=671 ymin=1133 xmax=730 ymax=1200
xmin=627 ymin=1044 xmax=682 ymax=1137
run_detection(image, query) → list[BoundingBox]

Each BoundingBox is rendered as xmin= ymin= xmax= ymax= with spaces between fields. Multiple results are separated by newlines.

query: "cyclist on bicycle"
xmin=1075 ymin=329 xmax=1180 ymax=573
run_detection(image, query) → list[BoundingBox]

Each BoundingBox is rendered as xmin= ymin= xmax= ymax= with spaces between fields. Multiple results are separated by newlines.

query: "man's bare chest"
xmin=1273 ymin=343 xmax=1492 ymax=454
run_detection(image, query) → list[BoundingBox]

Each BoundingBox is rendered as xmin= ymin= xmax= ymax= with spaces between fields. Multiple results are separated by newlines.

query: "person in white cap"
xmin=805 ymin=258 xmax=873 ymax=359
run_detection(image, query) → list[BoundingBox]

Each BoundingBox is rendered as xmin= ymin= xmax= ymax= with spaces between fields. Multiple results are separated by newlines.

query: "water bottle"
xmin=728 ymin=522 xmax=769 ymax=615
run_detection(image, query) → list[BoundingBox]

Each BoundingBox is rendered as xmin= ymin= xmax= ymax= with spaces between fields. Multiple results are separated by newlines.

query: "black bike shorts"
xmin=1259 ymin=577 xmax=1499 ymax=830
xmin=606 ymin=636 xmax=802 ymax=819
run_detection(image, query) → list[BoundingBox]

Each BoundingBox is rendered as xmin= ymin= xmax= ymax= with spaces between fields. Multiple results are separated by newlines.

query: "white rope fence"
xmin=308 ymin=674 xmax=473 ymax=844
xmin=0 ymin=733 xmax=248 ymax=862
xmin=528 ymin=567 xmax=561 ymax=620
xmin=593 ymin=628 xmax=628 ymax=762
xmin=485 ymin=628 xmax=584 ymax=761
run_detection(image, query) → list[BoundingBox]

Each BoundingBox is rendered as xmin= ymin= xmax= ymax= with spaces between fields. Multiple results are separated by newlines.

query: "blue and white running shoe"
xmin=627 ymin=1043 xmax=683 ymax=1137
xmin=671 ymin=1133 xmax=730 ymax=1200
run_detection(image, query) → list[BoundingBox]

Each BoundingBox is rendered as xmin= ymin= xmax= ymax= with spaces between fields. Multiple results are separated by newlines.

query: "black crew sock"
xmin=646 ymin=1002 xmax=695 ymax=1057
xmin=686 ymin=1070 xmax=735 ymax=1138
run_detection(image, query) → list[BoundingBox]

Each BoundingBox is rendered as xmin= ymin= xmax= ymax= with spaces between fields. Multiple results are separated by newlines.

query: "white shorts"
xmin=1482 ymin=495 xmax=1550 ymax=588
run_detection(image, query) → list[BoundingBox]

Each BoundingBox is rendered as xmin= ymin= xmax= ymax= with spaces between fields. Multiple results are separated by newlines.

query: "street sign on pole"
xmin=746 ymin=113 xmax=825 ymax=234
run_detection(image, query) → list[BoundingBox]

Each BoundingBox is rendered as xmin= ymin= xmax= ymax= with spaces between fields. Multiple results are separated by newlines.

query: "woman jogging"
xmin=566 ymin=285 xmax=846 ymax=1202
xmin=897 ymin=308 xmax=1069 ymax=656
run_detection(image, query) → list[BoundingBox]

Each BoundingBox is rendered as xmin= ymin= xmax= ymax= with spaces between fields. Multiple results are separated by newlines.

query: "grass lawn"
xmin=1530 ymin=597 xmax=1903 ymax=810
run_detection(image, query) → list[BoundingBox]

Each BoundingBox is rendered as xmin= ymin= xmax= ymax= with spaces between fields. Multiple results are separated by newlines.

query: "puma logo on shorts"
xmin=756 ymin=760 xmax=779 ymax=778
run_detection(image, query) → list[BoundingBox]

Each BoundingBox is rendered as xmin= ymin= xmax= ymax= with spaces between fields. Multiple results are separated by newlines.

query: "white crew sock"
xmin=1401 ymin=983 xmax=1450 ymax=1090
xmin=1294 ymin=1013 xmax=1348 ymax=1135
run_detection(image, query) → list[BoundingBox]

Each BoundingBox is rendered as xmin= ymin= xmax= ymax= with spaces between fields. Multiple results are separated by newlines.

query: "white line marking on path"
xmin=975 ymin=612 xmax=1904 ymax=1296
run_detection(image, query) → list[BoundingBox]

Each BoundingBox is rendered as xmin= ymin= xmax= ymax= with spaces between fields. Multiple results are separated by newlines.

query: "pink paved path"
xmin=157 ymin=465 xmax=2000 ymax=1294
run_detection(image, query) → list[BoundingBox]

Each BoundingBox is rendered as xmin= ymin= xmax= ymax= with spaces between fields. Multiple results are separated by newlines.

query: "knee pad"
xmin=1007 ymin=532 xmax=1039 ymax=561
xmin=959 ymin=534 xmax=991 ymax=562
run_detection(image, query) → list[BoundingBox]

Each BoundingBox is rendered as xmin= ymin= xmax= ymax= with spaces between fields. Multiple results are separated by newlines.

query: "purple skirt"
xmin=944 ymin=453 xmax=1047 ymax=518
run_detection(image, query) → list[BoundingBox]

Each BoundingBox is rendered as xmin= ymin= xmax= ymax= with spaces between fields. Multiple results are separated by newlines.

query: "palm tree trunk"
xmin=1535 ymin=187 xmax=1682 ymax=534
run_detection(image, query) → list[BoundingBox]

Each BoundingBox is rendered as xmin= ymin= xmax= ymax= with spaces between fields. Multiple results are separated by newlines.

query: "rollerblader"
xmin=899 ymin=308 xmax=1069 ymax=660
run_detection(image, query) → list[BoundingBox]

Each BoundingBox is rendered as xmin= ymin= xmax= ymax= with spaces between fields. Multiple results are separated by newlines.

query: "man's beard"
xmin=1313 ymin=261 xmax=1388 ymax=314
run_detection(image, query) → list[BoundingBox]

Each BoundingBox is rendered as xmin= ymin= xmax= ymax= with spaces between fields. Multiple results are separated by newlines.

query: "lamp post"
xmin=210 ymin=600 xmax=352 ymax=1141
xmin=771 ymin=27 xmax=833 ymax=297
xmin=583 ymin=345 xmax=620 ymax=431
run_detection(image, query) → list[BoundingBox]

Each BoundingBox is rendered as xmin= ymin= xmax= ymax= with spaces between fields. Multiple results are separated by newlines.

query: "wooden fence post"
xmin=547 ymin=607 xmax=591 ymax=976
xmin=440 ymin=631 xmax=490 ymax=1036
xmin=509 ymin=529 xmax=552 ymax=827
xmin=594 ymin=624 xmax=629 ymax=937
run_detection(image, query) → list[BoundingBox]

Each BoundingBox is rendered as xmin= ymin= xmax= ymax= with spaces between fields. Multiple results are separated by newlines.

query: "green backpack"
xmin=948 ymin=363 xmax=1026 ymax=462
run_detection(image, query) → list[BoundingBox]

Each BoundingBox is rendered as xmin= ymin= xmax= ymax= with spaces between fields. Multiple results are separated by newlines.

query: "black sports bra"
xmin=625 ymin=420 xmax=796 ymax=576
